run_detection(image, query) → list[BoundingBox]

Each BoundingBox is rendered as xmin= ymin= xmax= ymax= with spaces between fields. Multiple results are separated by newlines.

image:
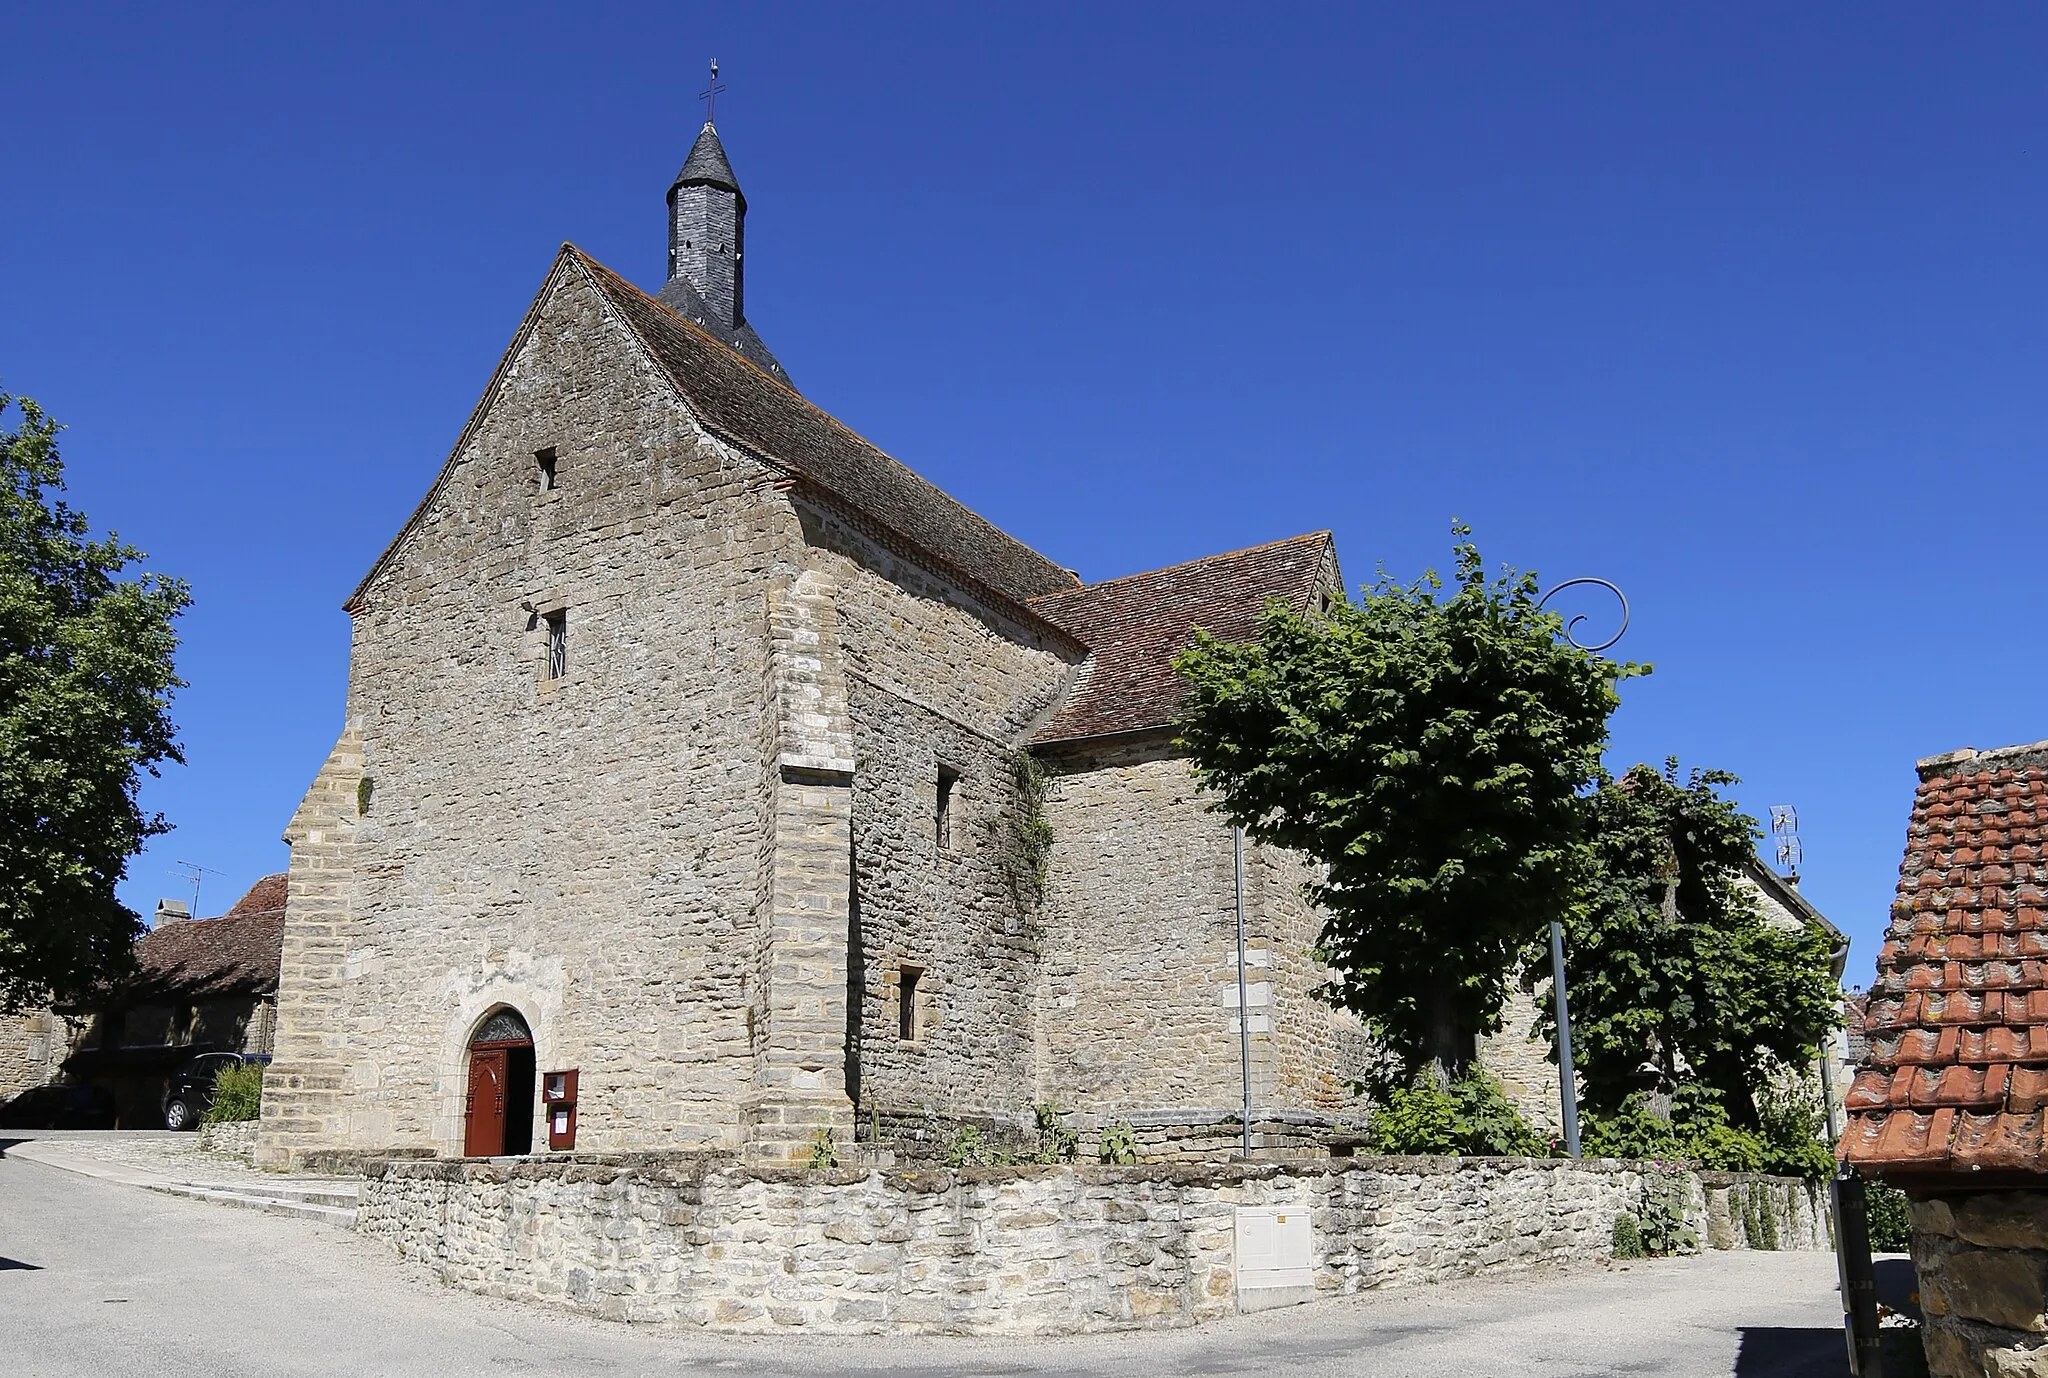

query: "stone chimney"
xmin=154 ymin=898 xmax=191 ymax=928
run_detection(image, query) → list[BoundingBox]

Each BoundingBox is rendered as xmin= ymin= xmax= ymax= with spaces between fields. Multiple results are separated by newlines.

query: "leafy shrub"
xmin=1611 ymin=1214 xmax=1644 ymax=1259
xmin=1582 ymin=1082 xmax=1830 ymax=1179
xmin=1754 ymin=1071 xmax=1837 ymax=1182
xmin=201 ymin=1062 xmax=263 ymax=1124
xmin=806 ymin=1128 xmax=838 ymax=1169
xmin=1864 ymin=1181 xmax=1912 ymax=1252
xmin=1367 ymin=1071 xmax=1548 ymax=1157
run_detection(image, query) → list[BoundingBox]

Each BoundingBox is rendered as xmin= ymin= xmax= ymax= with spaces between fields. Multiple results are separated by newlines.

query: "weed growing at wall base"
xmin=1098 ymin=1121 xmax=1139 ymax=1165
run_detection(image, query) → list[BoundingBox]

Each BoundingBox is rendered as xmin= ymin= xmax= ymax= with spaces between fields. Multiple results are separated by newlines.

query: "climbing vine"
xmin=993 ymin=750 xmax=1056 ymax=905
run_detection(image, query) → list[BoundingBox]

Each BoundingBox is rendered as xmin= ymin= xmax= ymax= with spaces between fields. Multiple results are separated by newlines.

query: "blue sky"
xmin=5 ymin=4 xmax=2043 ymax=980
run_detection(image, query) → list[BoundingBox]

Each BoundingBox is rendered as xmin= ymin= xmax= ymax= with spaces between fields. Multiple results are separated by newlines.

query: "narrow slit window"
xmin=544 ymin=610 xmax=567 ymax=680
xmin=935 ymin=767 xmax=959 ymax=852
xmin=898 ymin=965 xmax=923 ymax=1041
xmin=536 ymin=447 xmax=558 ymax=491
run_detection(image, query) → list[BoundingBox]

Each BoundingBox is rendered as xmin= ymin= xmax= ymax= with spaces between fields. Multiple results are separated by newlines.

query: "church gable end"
xmin=262 ymin=251 xmax=805 ymax=1163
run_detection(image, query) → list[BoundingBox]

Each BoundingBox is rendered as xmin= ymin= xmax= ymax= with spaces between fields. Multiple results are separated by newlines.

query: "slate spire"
xmin=673 ymin=123 xmax=742 ymax=202
xmin=658 ymin=121 xmax=793 ymax=388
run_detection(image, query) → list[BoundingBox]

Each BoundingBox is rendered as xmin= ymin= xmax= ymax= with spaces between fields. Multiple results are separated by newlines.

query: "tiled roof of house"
xmin=574 ymin=250 xmax=1079 ymax=610
xmin=1838 ymin=742 xmax=2048 ymax=1184
xmin=126 ymin=874 xmax=289 ymax=1002
xmin=1026 ymin=532 xmax=1338 ymax=745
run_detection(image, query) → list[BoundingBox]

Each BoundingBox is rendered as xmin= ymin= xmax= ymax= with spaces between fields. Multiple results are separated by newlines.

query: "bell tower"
xmin=654 ymin=64 xmax=793 ymax=388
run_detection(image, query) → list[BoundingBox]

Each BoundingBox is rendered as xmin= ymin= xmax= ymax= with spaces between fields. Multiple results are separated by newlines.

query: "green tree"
xmin=1532 ymin=761 xmax=1839 ymax=1128
xmin=1173 ymin=528 xmax=1646 ymax=1084
xmin=1 ymin=391 xmax=190 ymax=1011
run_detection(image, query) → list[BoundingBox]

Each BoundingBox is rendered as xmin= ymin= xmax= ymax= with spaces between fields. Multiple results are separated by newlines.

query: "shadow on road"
xmin=1734 ymin=1327 xmax=1847 ymax=1377
xmin=1875 ymin=1255 xmax=1920 ymax=1320
xmin=0 ymin=1257 xmax=43 ymax=1271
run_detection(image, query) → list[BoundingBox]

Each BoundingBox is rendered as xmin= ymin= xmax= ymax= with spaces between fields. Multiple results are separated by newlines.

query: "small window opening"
xmin=935 ymin=767 xmax=959 ymax=851
xmin=536 ymin=447 xmax=558 ymax=492
xmin=898 ymin=965 xmax=923 ymax=1041
xmin=544 ymin=610 xmax=567 ymax=680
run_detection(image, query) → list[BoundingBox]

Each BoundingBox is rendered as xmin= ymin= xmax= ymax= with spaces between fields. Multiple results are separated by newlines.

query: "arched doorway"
xmin=463 ymin=1007 xmax=534 ymax=1157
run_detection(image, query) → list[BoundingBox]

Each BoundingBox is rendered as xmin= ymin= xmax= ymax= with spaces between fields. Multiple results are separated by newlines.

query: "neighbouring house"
xmin=1740 ymin=857 xmax=1857 ymax=1122
xmin=1840 ymin=740 xmax=2048 ymax=1377
xmin=24 ymin=875 xmax=289 ymax=1129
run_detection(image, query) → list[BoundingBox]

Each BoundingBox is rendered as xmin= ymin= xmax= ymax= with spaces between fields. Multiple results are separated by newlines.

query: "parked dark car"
xmin=162 ymin=1052 xmax=251 ymax=1130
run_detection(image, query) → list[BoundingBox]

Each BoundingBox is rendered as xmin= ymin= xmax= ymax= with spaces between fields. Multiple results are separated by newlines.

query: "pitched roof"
xmin=651 ymin=274 xmax=792 ymax=386
xmin=573 ymin=251 xmax=1079 ymax=610
xmin=1838 ymin=741 xmax=2048 ymax=1185
xmin=124 ymin=874 xmax=289 ymax=1003
xmin=1026 ymin=532 xmax=1338 ymax=745
xmin=671 ymin=123 xmax=741 ymax=200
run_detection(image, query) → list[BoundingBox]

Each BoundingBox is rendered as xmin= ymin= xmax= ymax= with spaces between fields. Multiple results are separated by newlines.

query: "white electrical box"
xmin=1235 ymin=1205 xmax=1315 ymax=1310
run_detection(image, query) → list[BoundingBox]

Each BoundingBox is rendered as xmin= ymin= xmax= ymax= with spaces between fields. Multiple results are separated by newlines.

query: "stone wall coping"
xmin=359 ymin=1150 xmax=1741 ymax=1191
xmin=1695 ymin=1170 xmax=1819 ymax=1190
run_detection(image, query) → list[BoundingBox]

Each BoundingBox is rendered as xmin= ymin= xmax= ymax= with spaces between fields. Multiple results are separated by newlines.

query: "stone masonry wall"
xmin=846 ymin=675 xmax=1041 ymax=1120
xmin=1034 ymin=737 xmax=1370 ymax=1124
xmin=1911 ymin=1192 xmax=2048 ymax=1377
xmin=263 ymin=262 xmax=803 ymax=1163
xmin=1247 ymin=840 xmax=1378 ymax=1114
xmin=354 ymin=1154 xmax=1824 ymax=1335
xmin=1481 ymin=984 xmax=1567 ymax=1136
xmin=0 ymin=1009 xmax=71 ymax=1101
xmin=797 ymin=500 xmax=1076 ymax=1127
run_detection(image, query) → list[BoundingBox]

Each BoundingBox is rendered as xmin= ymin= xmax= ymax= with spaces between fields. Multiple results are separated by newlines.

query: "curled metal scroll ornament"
xmin=1535 ymin=577 xmax=1630 ymax=653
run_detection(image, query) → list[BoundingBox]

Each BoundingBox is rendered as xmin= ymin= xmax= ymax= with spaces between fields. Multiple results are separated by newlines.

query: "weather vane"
xmin=699 ymin=59 xmax=726 ymax=125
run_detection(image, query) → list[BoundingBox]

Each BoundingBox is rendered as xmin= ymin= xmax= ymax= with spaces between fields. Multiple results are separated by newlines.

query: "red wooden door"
xmin=464 ymin=1048 xmax=508 ymax=1157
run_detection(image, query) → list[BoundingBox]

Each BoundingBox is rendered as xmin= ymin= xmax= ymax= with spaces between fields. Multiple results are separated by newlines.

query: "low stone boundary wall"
xmin=196 ymin=1119 xmax=258 ymax=1160
xmin=355 ymin=1154 xmax=1827 ymax=1334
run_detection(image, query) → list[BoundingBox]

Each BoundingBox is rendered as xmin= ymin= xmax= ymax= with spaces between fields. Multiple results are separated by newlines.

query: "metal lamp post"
xmin=1535 ymin=577 xmax=1630 ymax=1158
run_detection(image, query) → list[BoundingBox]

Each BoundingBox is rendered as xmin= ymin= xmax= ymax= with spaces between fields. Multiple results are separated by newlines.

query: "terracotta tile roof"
xmin=1026 ymin=532 xmax=1339 ymax=745
xmin=1839 ymin=742 xmax=2048 ymax=1183
xmin=125 ymin=874 xmax=289 ymax=1003
xmin=571 ymin=249 xmax=1078 ymax=610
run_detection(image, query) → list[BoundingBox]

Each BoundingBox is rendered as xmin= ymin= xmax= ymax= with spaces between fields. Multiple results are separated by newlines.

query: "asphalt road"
xmin=0 ymin=1147 xmax=1855 ymax=1378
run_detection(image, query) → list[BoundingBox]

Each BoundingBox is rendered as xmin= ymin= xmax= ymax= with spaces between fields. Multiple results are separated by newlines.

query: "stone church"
xmin=256 ymin=122 xmax=1430 ymax=1170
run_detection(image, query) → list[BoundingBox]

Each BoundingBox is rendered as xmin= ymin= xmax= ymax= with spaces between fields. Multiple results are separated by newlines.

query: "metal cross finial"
xmin=699 ymin=59 xmax=726 ymax=125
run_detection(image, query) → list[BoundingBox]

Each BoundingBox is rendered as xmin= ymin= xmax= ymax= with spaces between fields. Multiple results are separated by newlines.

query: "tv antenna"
xmin=1768 ymin=806 xmax=1802 ymax=878
xmin=170 ymin=860 xmax=222 ymax=917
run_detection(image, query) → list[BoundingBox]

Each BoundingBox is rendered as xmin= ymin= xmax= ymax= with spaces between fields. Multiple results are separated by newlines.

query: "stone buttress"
xmin=253 ymin=729 xmax=364 ymax=1170
xmin=742 ymin=568 xmax=858 ymax=1162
